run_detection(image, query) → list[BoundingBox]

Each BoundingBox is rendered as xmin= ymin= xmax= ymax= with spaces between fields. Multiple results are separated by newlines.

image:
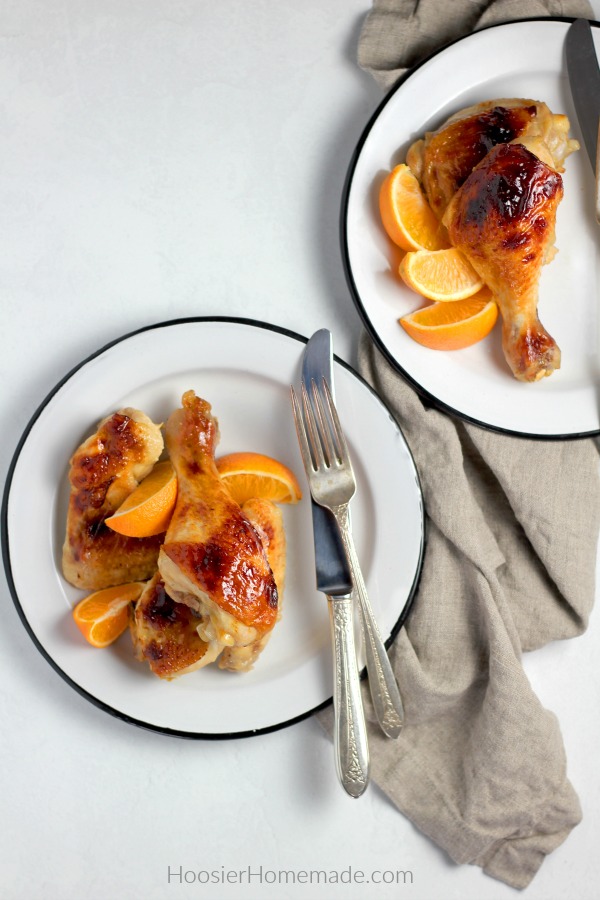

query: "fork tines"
xmin=292 ymin=378 xmax=349 ymax=473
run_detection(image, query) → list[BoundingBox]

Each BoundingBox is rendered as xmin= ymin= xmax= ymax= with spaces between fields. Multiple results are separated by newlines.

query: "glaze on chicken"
xmin=130 ymin=572 xmax=217 ymax=678
xmin=62 ymin=409 xmax=164 ymax=590
xmin=407 ymin=99 xmax=576 ymax=221
xmin=444 ymin=143 xmax=564 ymax=381
xmin=218 ymin=497 xmax=286 ymax=672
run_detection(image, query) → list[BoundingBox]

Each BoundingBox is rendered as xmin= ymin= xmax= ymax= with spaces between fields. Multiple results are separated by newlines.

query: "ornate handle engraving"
xmin=335 ymin=504 xmax=404 ymax=739
xmin=328 ymin=596 xmax=369 ymax=798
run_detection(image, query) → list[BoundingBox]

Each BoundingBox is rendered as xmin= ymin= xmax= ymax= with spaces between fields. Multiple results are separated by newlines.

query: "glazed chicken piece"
xmin=219 ymin=497 xmax=286 ymax=672
xmin=443 ymin=143 xmax=563 ymax=381
xmin=407 ymin=98 xmax=578 ymax=382
xmin=158 ymin=391 xmax=279 ymax=669
xmin=130 ymin=572 xmax=218 ymax=679
xmin=62 ymin=409 xmax=164 ymax=590
xmin=407 ymin=99 xmax=577 ymax=220
xmin=131 ymin=497 xmax=286 ymax=678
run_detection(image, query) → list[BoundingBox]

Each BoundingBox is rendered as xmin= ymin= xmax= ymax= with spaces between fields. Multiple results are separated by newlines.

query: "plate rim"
xmin=1 ymin=315 xmax=425 ymax=741
xmin=340 ymin=15 xmax=600 ymax=441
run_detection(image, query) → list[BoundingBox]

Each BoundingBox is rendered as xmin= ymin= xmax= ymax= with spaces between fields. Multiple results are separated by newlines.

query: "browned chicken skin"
xmin=444 ymin=143 xmax=563 ymax=382
xmin=130 ymin=572 xmax=216 ymax=678
xmin=62 ymin=409 xmax=164 ymax=590
xmin=407 ymin=99 xmax=578 ymax=382
xmin=408 ymin=102 xmax=539 ymax=220
xmin=219 ymin=497 xmax=286 ymax=672
xmin=407 ymin=99 xmax=576 ymax=219
xmin=158 ymin=391 xmax=279 ymax=667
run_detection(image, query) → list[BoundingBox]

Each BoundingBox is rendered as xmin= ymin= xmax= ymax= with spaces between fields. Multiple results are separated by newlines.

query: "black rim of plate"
xmin=340 ymin=15 xmax=600 ymax=441
xmin=1 ymin=316 xmax=425 ymax=741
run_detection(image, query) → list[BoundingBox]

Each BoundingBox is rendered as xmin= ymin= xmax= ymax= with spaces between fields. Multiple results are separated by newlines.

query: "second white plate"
xmin=343 ymin=18 xmax=600 ymax=438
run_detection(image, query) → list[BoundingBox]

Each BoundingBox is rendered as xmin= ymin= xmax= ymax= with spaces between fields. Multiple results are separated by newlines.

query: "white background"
xmin=1 ymin=2 xmax=600 ymax=898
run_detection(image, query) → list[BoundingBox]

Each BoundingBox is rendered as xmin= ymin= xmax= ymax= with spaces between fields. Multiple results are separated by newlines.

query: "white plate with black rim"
xmin=1 ymin=318 xmax=424 ymax=739
xmin=342 ymin=17 xmax=600 ymax=439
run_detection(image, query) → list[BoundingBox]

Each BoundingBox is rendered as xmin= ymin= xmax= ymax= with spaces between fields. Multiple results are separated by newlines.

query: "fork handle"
xmin=328 ymin=595 xmax=370 ymax=798
xmin=335 ymin=505 xmax=404 ymax=739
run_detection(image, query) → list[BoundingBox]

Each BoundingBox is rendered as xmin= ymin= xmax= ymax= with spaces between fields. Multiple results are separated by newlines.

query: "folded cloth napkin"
xmin=319 ymin=0 xmax=599 ymax=891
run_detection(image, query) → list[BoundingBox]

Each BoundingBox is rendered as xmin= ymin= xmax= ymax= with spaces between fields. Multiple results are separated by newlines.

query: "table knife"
xmin=566 ymin=18 xmax=600 ymax=221
xmin=302 ymin=330 xmax=353 ymax=595
xmin=301 ymin=330 xmax=369 ymax=798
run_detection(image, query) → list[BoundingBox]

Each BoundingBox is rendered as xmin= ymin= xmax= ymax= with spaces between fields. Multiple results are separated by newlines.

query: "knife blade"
xmin=302 ymin=329 xmax=352 ymax=596
xmin=566 ymin=18 xmax=600 ymax=221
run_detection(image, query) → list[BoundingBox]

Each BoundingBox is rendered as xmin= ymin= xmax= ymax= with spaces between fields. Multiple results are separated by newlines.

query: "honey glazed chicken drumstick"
xmin=157 ymin=391 xmax=280 ymax=670
xmin=443 ymin=142 xmax=564 ymax=382
xmin=407 ymin=99 xmax=579 ymax=381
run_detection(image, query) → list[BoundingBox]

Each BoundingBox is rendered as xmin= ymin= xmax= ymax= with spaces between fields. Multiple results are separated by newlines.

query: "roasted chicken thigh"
xmin=62 ymin=409 xmax=164 ymax=590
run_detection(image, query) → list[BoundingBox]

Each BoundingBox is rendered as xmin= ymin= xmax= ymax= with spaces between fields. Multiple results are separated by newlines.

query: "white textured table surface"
xmin=1 ymin=3 xmax=600 ymax=898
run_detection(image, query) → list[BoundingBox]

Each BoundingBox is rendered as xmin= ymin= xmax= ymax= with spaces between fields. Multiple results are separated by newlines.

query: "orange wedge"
xmin=73 ymin=582 xmax=145 ymax=648
xmin=216 ymin=452 xmax=302 ymax=505
xmin=399 ymin=248 xmax=484 ymax=301
xmin=399 ymin=290 xmax=498 ymax=350
xmin=105 ymin=461 xmax=177 ymax=537
xmin=379 ymin=164 xmax=449 ymax=251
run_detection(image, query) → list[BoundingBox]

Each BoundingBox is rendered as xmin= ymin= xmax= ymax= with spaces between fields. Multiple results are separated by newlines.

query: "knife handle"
xmin=328 ymin=595 xmax=370 ymax=798
xmin=335 ymin=505 xmax=404 ymax=739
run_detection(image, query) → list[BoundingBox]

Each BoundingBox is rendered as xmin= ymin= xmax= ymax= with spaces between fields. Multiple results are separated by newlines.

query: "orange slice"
xmin=216 ymin=452 xmax=302 ymax=505
xmin=399 ymin=290 xmax=498 ymax=350
xmin=105 ymin=461 xmax=177 ymax=537
xmin=379 ymin=164 xmax=449 ymax=251
xmin=73 ymin=582 xmax=145 ymax=648
xmin=399 ymin=248 xmax=484 ymax=301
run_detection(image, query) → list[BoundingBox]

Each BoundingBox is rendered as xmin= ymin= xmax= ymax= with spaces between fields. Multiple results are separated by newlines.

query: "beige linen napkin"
xmin=318 ymin=0 xmax=600 ymax=891
xmin=359 ymin=0 xmax=595 ymax=89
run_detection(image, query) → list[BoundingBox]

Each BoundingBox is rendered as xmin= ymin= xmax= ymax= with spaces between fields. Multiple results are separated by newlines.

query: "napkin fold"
xmin=319 ymin=0 xmax=599 ymax=890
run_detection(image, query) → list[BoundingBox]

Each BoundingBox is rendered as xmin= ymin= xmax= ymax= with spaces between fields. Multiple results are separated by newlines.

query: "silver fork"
xmin=291 ymin=377 xmax=404 ymax=740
